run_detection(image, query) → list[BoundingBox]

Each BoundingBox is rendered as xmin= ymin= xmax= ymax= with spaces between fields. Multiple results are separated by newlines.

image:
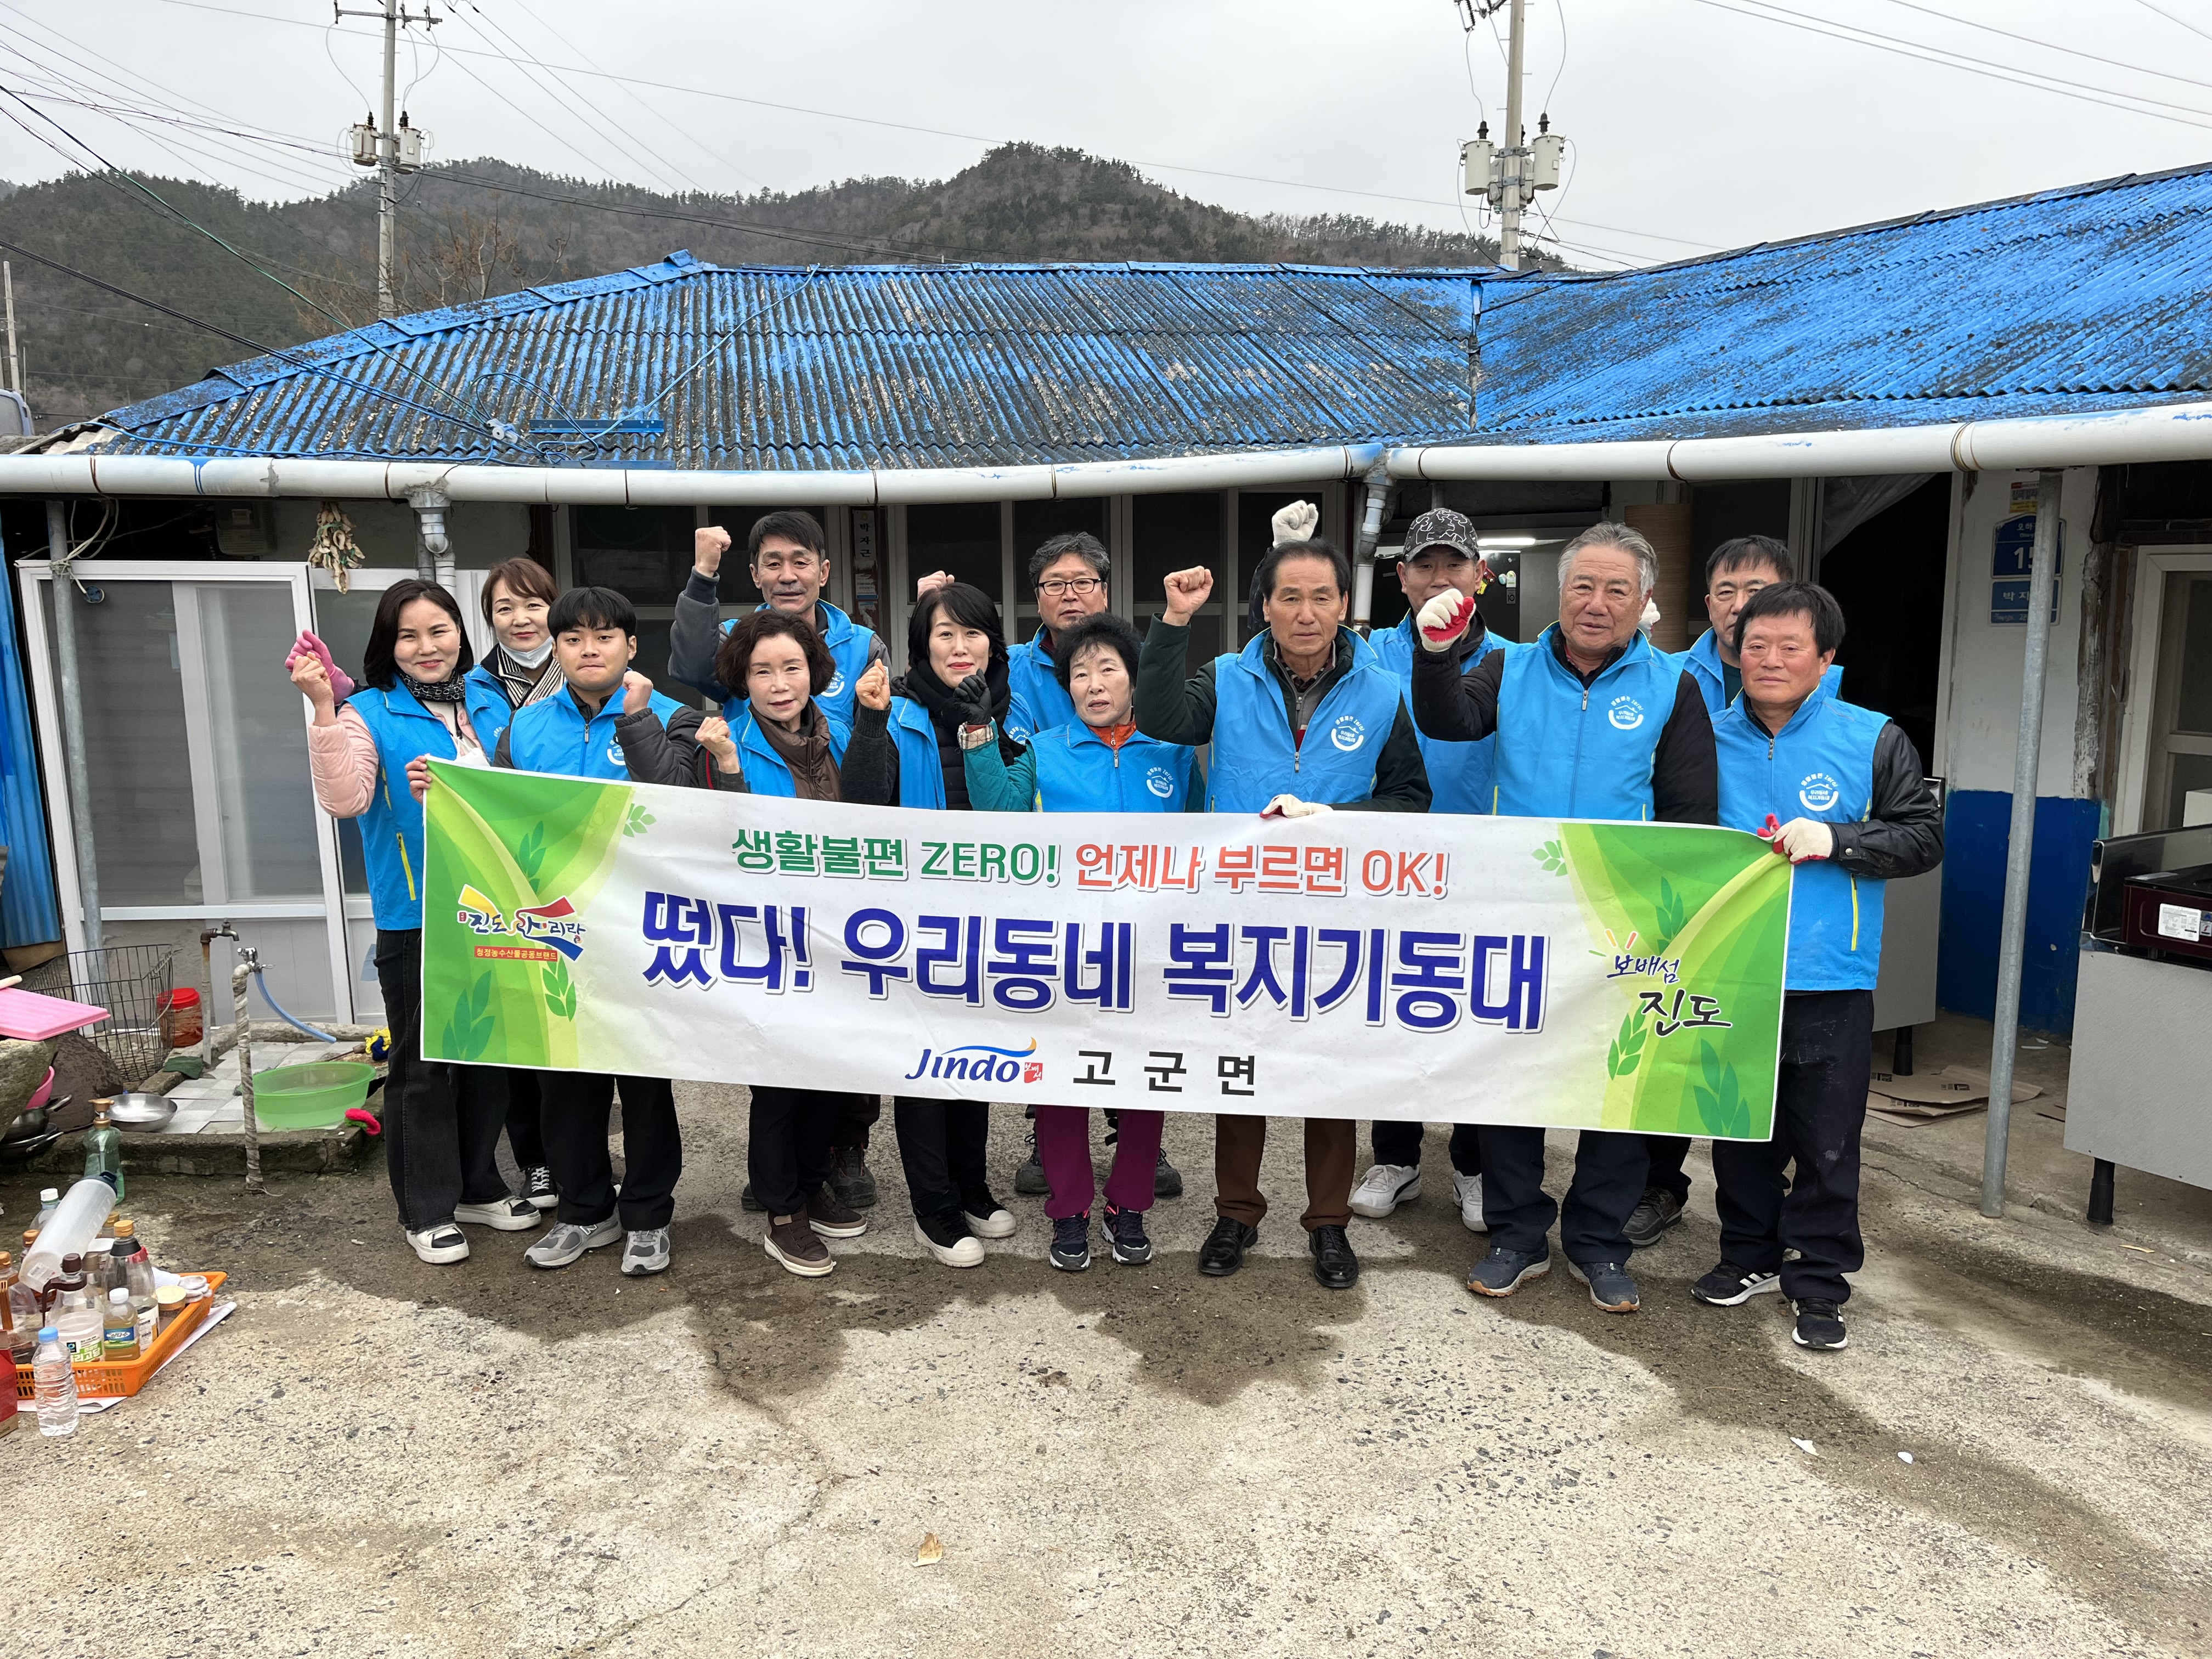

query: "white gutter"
xmin=1391 ymin=398 xmax=2212 ymax=482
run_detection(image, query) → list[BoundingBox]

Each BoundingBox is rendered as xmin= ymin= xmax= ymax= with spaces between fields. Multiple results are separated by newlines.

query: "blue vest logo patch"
xmin=1329 ymin=715 xmax=1368 ymax=753
xmin=1146 ymin=766 xmax=1176 ymax=798
xmin=1798 ymin=771 xmax=1843 ymax=812
xmin=606 ymin=738 xmax=625 ymax=768
xmin=825 ymin=670 xmax=846 ymax=697
xmin=1607 ymin=696 xmax=1647 ymax=731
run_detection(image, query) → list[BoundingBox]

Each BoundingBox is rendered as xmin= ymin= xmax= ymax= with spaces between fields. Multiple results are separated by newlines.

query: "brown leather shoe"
xmin=765 ymin=1215 xmax=833 ymax=1277
xmin=806 ymin=1186 xmax=868 ymax=1239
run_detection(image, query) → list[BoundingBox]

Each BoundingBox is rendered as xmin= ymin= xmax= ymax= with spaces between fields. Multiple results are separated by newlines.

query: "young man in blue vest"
xmin=1697 ymin=582 xmax=1941 ymax=1351
xmin=1412 ymin=523 xmax=1717 ymax=1313
xmin=670 ymin=511 xmax=889 ymax=1208
xmin=498 ymin=586 xmax=691 ymax=1280
xmin=1136 ymin=536 xmax=1432 ymax=1290
xmin=1354 ymin=507 xmax=1507 ymax=1233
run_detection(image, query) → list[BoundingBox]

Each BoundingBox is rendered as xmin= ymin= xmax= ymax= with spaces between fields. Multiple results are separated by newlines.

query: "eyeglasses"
xmin=1037 ymin=577 xmax=1103 ymax=597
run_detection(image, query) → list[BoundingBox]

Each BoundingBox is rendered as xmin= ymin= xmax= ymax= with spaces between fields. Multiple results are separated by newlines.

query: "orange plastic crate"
xmin=13 ymin=1271 xmax=228 ymax=1402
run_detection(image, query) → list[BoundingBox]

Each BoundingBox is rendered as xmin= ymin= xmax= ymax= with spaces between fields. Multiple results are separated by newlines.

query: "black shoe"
xmin=1014 ymin=1128 xmax=1049 ymax=1197
xmin=1104 ymin=1200 xmax=1152 ymax=1266
xmin=1624 ymin=1186 xmax=1685 ymax=1249
xmin=1199 ymin=1216 xmax=1258 ymax=1277
xmin=1309 ymin=1224 xmax=1359 ymax=1290
xmin=1691 ymin=1260 xmax=1781 ymax=1306
xmin=1049 ymin=1212 xmax=1091 ymax=1272
xmin=1793 ymin=1299 xmax=1849 ymax=1350
xmin=740 ymin=1181 xmax=766 ymax=1214
xmin=1153 ymin=1146 xmax=1183 ymax=1199
xmin=830 ymin=1147 xmax=878 ymax=1209
xmin=521 ymin=1166 xmax=558 ymax=1211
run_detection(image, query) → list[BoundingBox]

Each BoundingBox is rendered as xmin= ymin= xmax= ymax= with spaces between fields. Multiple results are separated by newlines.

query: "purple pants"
xmin=1034 ymin=1104 xmax=1163 ymax=1220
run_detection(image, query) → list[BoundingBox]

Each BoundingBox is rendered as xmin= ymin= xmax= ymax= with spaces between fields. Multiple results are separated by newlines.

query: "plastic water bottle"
xmin=33 ymin=1325 xmax=78 ymax=1436
xmin=32 ymin=1189 xmax=60 ymax=1232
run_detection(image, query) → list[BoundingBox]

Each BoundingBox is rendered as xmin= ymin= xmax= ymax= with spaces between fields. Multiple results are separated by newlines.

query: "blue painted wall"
xmin=1937 ymin=789 xmax=2104 ymax=1035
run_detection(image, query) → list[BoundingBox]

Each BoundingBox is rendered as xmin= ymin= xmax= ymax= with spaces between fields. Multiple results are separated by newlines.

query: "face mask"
xmin=504 ymin=637 xmax=555 ymax=669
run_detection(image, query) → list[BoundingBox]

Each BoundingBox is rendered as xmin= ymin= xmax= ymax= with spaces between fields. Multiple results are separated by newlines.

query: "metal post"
xmin=1499 ymin=0 xmax=1528 ymax=270
xmin=378 ymin=0 xmax=398 ymax=318
xmin=3 ymin=259 xmax=21 ymax=393
xmin=44 ymin=499 xmax=101 ymax=955
xmin=1980 ymin=466 xmax=2064 ymax=1218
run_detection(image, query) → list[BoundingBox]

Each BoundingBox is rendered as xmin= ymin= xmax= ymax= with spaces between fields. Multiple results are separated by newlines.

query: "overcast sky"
xmin=3 ymin=0 xmax=2210 ymax=268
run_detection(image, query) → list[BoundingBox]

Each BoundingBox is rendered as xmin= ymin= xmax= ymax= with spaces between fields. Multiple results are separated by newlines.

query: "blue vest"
xmin=1005 ymin=628 xmax=1076 ymax=743
xmin=730 ymin=706 xmax=851 ymax=798
xmin=1030 ymin=723 xmax=1198 ymax=814
xmin=719 ymin=601 xmax=875 ymax=730
xmin=1493 ymin=627 xmax=1683 ymax=820
xmin=504 ymin=685 xmax=686 ymax=780
xmin=888 ymin=693 xmax=1036 ymax=808
xmin=1714 ymin=693 xmax=1889 ymax=991
xmin=1674 ymin=628 xmax=1844 ymax=715
xmin=1373 ymin=615 xmax=1508 ymax=815
xmin=1207 ymin=630 xmax=1404 ymax=813
xmin=461 ymin=663 xmax=517 ymax=751
xmin=345 ymin=684 xmax=459 ymax=931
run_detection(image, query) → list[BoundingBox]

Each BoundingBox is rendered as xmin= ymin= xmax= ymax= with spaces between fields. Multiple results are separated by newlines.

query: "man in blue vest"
xmin=1412 ymin=523 xmax=1716 ymax=1314
xmin=1697 ymin=582 xmax=1941 ymax=1351
xmin=1136 ymin=537 xmax=1431 ymax=1291
xmin=1353 ymin=507 xmax=1508 ymax=1234
xmin=670 ymin=510 xmax=889 ymax=1206
xmin=498 ymin=586 xmax=691 ymax=1282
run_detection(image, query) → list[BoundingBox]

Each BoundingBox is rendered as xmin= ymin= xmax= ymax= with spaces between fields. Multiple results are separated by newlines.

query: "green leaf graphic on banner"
xmin=1533 ymin=838 xmax=1567 ymax=876
xmin=1606 ymin=1007 xmax=1649 ymax=1078
xmin=1654 ymin=878 xmax=1688 ymax=950
xmin=515 ymin=822 xmax=548 ymax=883
xmin=1691 ymin=1042 xmax=1751 ymax=1138
xmin=541 ymin=958 xmax=577 ymax=1021
xmin=441 ymin=972 xmax=496 ymax=1059
xmin=623 ymin=803 xmax=655 ymax=838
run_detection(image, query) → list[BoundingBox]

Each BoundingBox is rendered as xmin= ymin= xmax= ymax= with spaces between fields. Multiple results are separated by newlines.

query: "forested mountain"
xmin=0 ymin=142 xmax=1550 ymax=428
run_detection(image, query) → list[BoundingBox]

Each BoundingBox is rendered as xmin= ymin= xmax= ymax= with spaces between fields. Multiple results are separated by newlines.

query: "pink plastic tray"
xmin=0 ymin=987 xmax=111 ymax=1040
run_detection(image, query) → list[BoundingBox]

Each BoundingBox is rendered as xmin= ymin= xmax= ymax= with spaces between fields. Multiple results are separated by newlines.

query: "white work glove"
xmin=1269 ymin=499 xmax=1319 ymax=545
xmin=1262 ymin=794 xmax=1333 ymax=819
xmin=1639 ymin=598 xmax=1661 ymax=630
xmin=1770 ymin=818 xmax=1835 ymax=864
xmin=1415 ymin=590 xmax=1475 ymax=653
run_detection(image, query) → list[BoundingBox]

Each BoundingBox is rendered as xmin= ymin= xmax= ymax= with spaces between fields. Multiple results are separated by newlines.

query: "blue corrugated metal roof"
xmin=83 ymin=162 xmax=2212 ymax=468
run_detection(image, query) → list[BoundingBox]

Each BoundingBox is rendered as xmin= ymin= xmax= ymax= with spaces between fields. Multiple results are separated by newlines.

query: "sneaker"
xmin=1198 ymin=1216 xmax=1258 ymax=1277
xmin=525 ymin=1215 xmax=622 ymax=1269
xmin=521 ymin=1166 xmax=558 ymax=1211
xmin=1624 ymin=1186 xmax=1686 ymax=1249
xmin=1569 ymin=1259 xmax=1640 ymax=1313
xmin=740 ymin=1182 xmax=766 ymax=1214
xmin=1105 ymin=1201 xmax=1153 ymax=1266
xmin=1310 ymin=1223 xmax=1359 ymax=1290
xmin=1014 ymin=1129 xmax=1048 ymax=1196
xmin=454 ymin=1195 xmax=541 ymax=1231
xmin=621 ymin=1228 xmax=671 ymax=1277
xmin=1049 ymin=1214 xmax=1091 ymax=1272
xmin=829 ymin=1147 xmax=878 ymax=1209
xmin=1452 ymin=1171 xmax=1487 ymax=1233
xmin=405 ymin=1223 xmax=469 ymax=1265
xmin=806 ymin=1186 xmax=868 ymax=1239
xmin=766 ymin=1216 xmax=833 ymax=1278
xmin=1692 ymin=1261 xmax=1781 ymax=1306
xmin=1153 ymin=1146 xmax=1183 ymax=1199
xmin=1349 ymin=1163 xmax=1421 ymax=1219
xmin=914 ymin=1210 xmax=985 ymax=1268
xmin=962 ymin=1193 xmax=1017 ymax=1239
xmin=1467 ymin=1245 xmax=1550 ymax=1297
xmin=1792 ymin=1299 xmax=1849 ymax=1350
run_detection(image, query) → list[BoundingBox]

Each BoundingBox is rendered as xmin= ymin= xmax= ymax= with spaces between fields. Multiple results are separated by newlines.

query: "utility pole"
xmin=1456 ymin=0 xmax=1566 ymax=270
xmin=337 ymin=0 xmax=436 ymax=318
xmin=3 ymin=259 xmax=20 ymax=393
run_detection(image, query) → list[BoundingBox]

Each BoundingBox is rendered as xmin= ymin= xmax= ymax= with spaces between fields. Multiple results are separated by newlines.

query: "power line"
xmin=1861 ymin=0 xmax=2212 ymax=95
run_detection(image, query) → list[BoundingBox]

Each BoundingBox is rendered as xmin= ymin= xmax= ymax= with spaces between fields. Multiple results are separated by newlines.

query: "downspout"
xmin=43 ymin=500 xmax=100 ymax=955
xmin=408 ymin=483 xmax=451 ymax=586
xmin=1350 ymin=462 xmax=1391 ymax=634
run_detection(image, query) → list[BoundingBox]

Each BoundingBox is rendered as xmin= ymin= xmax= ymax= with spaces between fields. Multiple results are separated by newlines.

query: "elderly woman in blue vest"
xmin=1133 ymin=537 xmax=1432 ymax=1293
xmin=958 ymin=612 xmax=1201 ymax=1273
xmin=1697 ymin=582 xmax=1940 ymax=1352
xmin=488 ymin=586 xmax=692 ymax=1282
xmin=1412 ymin=522 xmax=1717 ymax=1316
xmin=1355 ymin=506 xmax=1509 ymax=1237
xmin=838 ymin=582 xmax=1027 ymax=1268
xmin=294 ymin=580 xmax=538 ymax=1266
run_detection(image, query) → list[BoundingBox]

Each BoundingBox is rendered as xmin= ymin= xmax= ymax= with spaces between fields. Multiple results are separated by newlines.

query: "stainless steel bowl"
xmin=108 ymin=1091 xmax=177 ymax=1131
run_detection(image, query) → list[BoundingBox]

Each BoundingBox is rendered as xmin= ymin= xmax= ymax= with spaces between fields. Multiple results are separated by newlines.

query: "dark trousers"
xmin=540 ymin=1072 xmax=682 ymax=1232
xmin=1371 ymin=1119 xmax=1482 ymax=1175
xmin=749 ymin=1084 xmax=839 ymax=1218
xmin=1641 ymin=1134 xmax=1692 ymax=1203
xmin=833 ymin=1092 xmax=882 ymax=1154
xmin=1712 ymin=989 xmax=1875 ymax=1305
xmin=1215 ymin=1114 xmax=1357 ymax=1232
xmin=1035 ymin=1104 xmax=1163 ymax=1220
xmin=893 ymin=1096 xmax=991 ymax=1220
xmin=1477 ymin=1125 xmax=1646 ymax=1263
xmin=505 ymin=1069 xmax=546 ymax=1170
xmin=373 ymin=929 xmax=510 ymax=1233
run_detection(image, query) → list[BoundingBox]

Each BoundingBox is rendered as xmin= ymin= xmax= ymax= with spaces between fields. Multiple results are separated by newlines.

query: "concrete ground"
xmin=5 ymin=1014 xmax=2210 ymax=1659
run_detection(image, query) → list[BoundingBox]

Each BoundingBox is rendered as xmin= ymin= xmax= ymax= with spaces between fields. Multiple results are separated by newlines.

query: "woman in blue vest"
xmin=1132 ymin=537 xmax=1433 ymax=1293
xmin=960 ymin=611 xmax=1200 ymax=1273
xmin=293 ymin=580 xmax=537 ymax=1266
xmin=839 ymin=582 xmax=1027 ymax=1268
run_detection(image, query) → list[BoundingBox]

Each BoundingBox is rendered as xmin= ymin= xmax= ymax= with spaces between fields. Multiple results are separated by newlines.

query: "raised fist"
xmin=285 ymin=629 xmax=354 ymax=704
xmin=621 ymin=669 xmax=654 ymax=714
xmin=1269 ymin=499 xmax=1318 ymax=546
xmin=694 ymin=524 xmax=731 ymax=579
xmin=854 ymin=659 xmax=891 ymax=713
xmin=1162 ymin=566 xmax=1214 ymax=626
xmin=915 ymin=570 xmax=952 ymax=600
xmin=289 ymin=649 xmax=336 ymax=709
xmin=1416 ymin=590 xmax=1475 ymax=653
xmin=695 ymin=716 xmax=740 ymax=768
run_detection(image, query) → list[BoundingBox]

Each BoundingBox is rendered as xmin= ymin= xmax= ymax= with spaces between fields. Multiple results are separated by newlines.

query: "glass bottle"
xmin=33 ymin=1325 xmax=78 ymax=1436
xmin=1 ymin=1251 xmax=36 ymax=1364
xmin=83 ymin=1105 xmax=123 ymax=1199
xmin=104 ymin=1221 xmax=138 ymax=1297
xmin=122 ymin=1233 xmax=158 ymax=1348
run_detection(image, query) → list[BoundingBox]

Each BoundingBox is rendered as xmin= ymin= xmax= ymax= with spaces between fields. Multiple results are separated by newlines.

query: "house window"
xmin=572 ymin=505 xmax=699 ymax=604
xmin=907 ymin=503 xmax=1004 ymax=603
xmin=1130 ymin=492 xmax=1228 ymax=675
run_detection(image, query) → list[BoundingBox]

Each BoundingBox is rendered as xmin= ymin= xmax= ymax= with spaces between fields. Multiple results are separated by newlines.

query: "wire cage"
xmin=19 ymin=945 xmax=177 ymax=1082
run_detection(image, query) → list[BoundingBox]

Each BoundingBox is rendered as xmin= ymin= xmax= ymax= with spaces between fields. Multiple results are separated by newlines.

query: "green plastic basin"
xmin=251 ymin=1060 xmax=374 ymax=1130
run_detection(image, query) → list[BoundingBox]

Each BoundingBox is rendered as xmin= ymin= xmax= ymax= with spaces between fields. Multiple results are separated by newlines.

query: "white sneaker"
xmin=405 ymin=1223 xmax=469 ymax=1265
xmin=962 ymin=1206 xmax=1017 ymax=1239
xmin=913 ymin=1218 xmax=985 ymax=1268
xmin=1453 ymin=1171 xmax=1487 ymax=1233
xmin=454 ymin=1195 xmax=542 ymax=1231
xmin=1349 ymin=1164 xmax=1421 ymax=1218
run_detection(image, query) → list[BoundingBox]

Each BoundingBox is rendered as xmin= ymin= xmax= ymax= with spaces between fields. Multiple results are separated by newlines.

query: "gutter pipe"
xmin=1349 ymin=461 xmax=1392 ymax=631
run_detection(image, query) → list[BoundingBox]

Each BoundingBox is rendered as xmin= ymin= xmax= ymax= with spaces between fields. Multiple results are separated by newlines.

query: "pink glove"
xmin=286 ymin=630 xmax=355 ymax=704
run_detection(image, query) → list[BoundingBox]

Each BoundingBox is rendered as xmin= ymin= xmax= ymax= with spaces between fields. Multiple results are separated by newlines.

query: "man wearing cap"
xmin=1351 ymin=507 xmax=1508 ymax=1234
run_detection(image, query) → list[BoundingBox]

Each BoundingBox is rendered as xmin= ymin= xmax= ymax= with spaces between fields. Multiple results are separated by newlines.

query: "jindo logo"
xmin=455 ymin=885 xmax=586 ymax=960
xmin=1330 ymin=715 xmax=1367 ymax=752
xmin=1146 ymin=766 xmax=1176 ymax=798
xmin=1607 ymin=697 xmax=1646 ymax=731
xmin=1798 ymin=772 xmax=1843 ymax=812
xmin=904 ymin=1040 xmax=1045 ymax=1085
